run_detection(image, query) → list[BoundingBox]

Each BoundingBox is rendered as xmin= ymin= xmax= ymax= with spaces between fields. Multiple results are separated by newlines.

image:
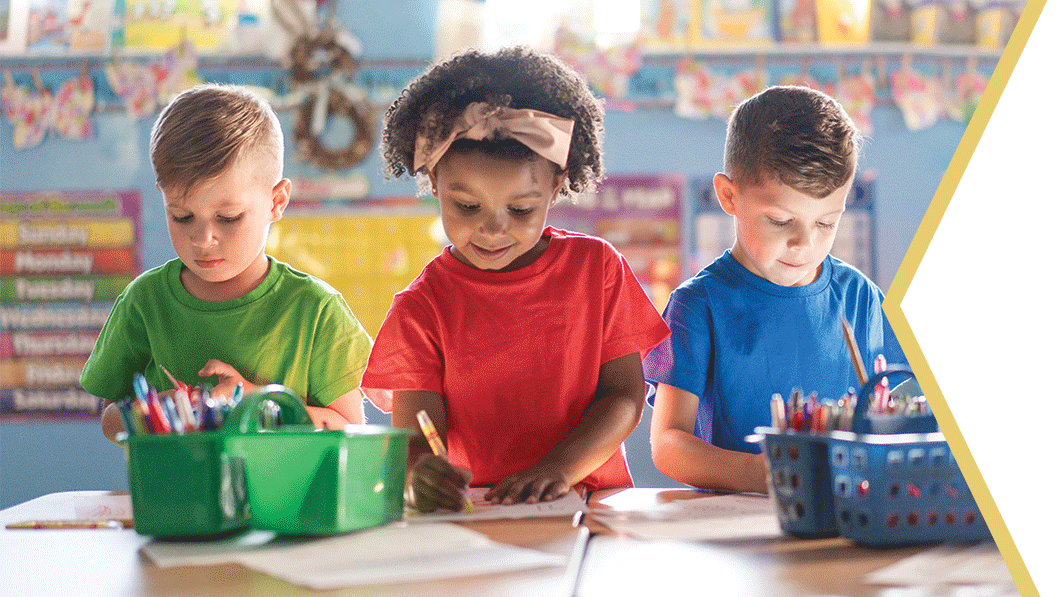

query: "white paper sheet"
xmin=406 ymin=486 xmax=587 ymax=522
xmin=865 ymin=542 xmax=1017 ymax=589
xmin=236 ymin=523 xmax=565 ymax=589
xmin=141 ymin=522 xmax=565 ymax=588
xmin=592 ymin=492 xmax=782 ymax=542
xmin=141 ymin=529 xmax=288 ymax=568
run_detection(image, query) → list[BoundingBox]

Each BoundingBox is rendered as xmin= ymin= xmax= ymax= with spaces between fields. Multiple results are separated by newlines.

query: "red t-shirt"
xmin=361 ymin=228 xmax=670 ymax=490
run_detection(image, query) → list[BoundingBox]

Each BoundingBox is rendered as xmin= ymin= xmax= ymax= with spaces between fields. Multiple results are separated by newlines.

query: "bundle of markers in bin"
xmin=116 ymin=366 xmax=252 ymax=435
xmin=770 ymin=353 xmax=930 ymax=434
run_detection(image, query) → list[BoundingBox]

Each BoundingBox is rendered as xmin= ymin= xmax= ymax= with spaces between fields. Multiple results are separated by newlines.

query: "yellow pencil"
xmin=415 ymin=410 xmax=474 ymax=514
xmin=840 ymin=316 xmax=869 ymax=387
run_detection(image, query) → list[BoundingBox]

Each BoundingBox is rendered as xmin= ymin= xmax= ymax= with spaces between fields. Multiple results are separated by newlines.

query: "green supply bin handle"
xmin=224 ymin=384 xmax=313 ymax=435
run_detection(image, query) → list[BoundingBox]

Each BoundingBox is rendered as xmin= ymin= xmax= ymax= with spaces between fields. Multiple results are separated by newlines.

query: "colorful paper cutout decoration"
xmin=104 ymin=40 xmax=201 ymax=119
xmin=50 ymin=73 xmax=96 ymax=141
xmin=836 ymin=68 xmax=877 ymax=136
xmin=2 ymin=69 xmax=95 ymax=150
xmin=674 ymin=59 xmax=726 ymax=119
xmin=104 ymin=60 xmax=159 ymax=119
xmin=553 ymin=25 xmax=642 ymax=100
xmin=890 ymin=65 xmax=942 ymax=131
xmin=943 ymin=63 xmax=988 ymax=123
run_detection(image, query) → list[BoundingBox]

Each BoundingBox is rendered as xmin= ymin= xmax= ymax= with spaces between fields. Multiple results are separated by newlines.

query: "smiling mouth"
xmin=472 ymin=244 xmax=511 ymax=261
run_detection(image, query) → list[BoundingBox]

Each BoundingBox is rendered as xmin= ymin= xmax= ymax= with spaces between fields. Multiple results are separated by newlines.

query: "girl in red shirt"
xmin=362 ymin=47 xmax=670 ymax=512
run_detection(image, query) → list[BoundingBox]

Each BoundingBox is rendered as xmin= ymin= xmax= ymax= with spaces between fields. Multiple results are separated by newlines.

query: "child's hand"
xmin=408 ymin=454 xmax=473 ymax=513
xmin=198 ymin=359 xmax=259 ymax=401
xmin=484 ymin=462 xmax=570 ymax=505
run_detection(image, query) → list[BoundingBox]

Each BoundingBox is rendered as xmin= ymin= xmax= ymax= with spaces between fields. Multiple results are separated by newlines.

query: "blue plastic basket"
xmin=751 ymin=368 xmax=992 ymax=546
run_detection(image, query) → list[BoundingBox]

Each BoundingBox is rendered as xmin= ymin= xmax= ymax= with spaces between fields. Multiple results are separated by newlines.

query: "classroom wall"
xmin=0 ymin=0 xmax=965 ymax=508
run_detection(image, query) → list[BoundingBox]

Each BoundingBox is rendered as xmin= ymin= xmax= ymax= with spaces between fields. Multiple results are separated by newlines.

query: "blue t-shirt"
xmin=642 ymin=251 xmax=906 ymax=454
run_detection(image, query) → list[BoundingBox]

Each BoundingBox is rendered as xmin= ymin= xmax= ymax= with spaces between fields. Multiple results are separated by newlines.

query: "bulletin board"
xmin=548 ymin=175 xmax=683 ymax=312
xmin=266 ymin=209 xmax=444 ymax=338
xmin=0 ymin=190 xmax=141 ymax=419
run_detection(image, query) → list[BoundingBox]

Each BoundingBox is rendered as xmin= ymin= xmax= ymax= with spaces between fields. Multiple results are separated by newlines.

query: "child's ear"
xmin=550 ymin=170 xmax=569 ymax=206
xmin=713 ymin=173 xmax=737 ymax=216
xmin=270 ymin=179 xmax=292 ymax=221
xmin=427 ymin=168 xmax=439 ymax=196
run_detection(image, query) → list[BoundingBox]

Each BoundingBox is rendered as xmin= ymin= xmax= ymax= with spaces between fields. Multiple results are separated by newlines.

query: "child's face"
xmin=430 ymin=151 xmax=565 ymax=272
xmin=715 ymin=173 xmax=852 ymax=287
xmin=161 ymin=156 xmax=290 ymax=301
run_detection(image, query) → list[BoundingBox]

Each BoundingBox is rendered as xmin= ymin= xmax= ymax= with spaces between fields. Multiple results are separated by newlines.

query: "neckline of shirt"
xmin=167 ymin=255 xmax=282 ymax=311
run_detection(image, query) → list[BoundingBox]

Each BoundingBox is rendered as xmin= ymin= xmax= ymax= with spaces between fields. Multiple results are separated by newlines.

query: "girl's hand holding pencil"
xmin=409 ymin=410 xmax=475 ymax=513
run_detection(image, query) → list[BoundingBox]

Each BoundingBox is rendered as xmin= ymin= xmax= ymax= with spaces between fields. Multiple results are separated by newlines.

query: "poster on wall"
xmin=687 ymin=176 xmax=877 ymax=279
xmin=548 ymin=174 xmax=683 ymax=312
xmin=0 ymin=190 xmax=141 ymax=420
xmin=267 ymin=208 xmax=443 ymax=338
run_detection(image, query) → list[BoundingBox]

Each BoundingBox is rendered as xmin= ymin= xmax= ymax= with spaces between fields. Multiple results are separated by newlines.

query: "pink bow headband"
xmin=413 ymin=102 xmax=575 ymax=173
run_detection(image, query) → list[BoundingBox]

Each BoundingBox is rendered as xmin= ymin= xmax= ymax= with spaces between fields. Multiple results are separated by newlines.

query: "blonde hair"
xmin=150 ymin=84 xmax=284 ymax=198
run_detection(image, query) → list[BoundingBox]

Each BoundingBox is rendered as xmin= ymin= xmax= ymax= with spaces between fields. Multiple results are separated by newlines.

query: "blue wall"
xmin=0 ymin=1 xmax=967 ymax=507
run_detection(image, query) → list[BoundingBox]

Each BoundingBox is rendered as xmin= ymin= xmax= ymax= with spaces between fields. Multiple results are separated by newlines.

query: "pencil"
xmin=158 ymin=365 xmax=187 ymax=392
xmin=415 ymin=410 xmax=474 ymax=514
xmin=840 ymin=316 xmax=869 ymax=387
xmin=6 ymin=519 xmax=130 ymax=530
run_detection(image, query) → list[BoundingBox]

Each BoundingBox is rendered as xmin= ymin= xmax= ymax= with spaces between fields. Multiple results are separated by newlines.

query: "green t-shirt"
xmin=80 ymin=256 xmax=372 ymax=407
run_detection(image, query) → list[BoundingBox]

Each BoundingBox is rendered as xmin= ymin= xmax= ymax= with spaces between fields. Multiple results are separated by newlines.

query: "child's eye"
xmin=509 ymin=206 xmax=533 ymax=216
xmin=818 ymin=221 xmax=837 ymax=230
xmin=767 ymin=217 xmax=790 ymax=227
xmin=170 ymin=214 xmax=193 ymax=224
xmin=455 ymin=202 xmax=479 ymax=213
xmin=217 ymin=214 xmax=242 ymax=223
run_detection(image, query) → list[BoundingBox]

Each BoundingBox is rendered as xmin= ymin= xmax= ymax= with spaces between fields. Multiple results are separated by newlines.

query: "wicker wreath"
xmin=294 ymin=86 xmax=375 ymax=170
xmin=288 ymin=32 xmax=359 ymax=84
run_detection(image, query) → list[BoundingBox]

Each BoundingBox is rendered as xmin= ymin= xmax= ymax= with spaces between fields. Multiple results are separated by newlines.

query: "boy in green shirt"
xmin=81 ymin=84 xmax=372 ymax=442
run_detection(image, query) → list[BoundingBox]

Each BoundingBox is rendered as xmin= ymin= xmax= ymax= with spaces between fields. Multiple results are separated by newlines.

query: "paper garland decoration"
xmin=2 ymin=71 xmax=95 ymax=150
xmin=890 ymin=66 xmax=942 ymax=131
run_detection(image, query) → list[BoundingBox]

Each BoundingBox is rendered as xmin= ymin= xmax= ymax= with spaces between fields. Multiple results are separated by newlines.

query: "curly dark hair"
xmin=724 ymin=85 xmax=861 ymax=198
xmin=381 ymin=46 xmax=604 ymax=197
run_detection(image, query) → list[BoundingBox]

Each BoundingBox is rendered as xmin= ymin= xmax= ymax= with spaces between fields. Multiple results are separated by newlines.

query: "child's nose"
xmin=480 ymin=210 xmax=507 ymax=234
xmin=787 ymin=226 xmax=813 ymax=250
xmin=190 ymin=222 xmax=219 ymax=248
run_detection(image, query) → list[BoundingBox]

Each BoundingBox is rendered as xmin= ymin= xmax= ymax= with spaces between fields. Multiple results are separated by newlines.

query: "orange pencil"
xmin=415 ymin=410 xmax=474 ymax=514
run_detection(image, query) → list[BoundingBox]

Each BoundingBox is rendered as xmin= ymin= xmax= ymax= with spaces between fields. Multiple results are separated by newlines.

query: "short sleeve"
xmin=79 ymin=286 xmax=150 ymax=402
xmin=360 ymin=291 xmax=444 ymax=413
xmin=306 ymin=293 xmax=374 ymax=407
xmin=598 ymin=248 xmax=671 ymax=366
xmin=642 ymin=292 xmax=712 ymax=407
xmin=880 ymin=298 xmax=908 ymax=368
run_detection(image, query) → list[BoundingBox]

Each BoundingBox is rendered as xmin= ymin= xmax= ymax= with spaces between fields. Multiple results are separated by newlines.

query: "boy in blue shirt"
xmin=644 ymin=86 xmax=906 ymax=493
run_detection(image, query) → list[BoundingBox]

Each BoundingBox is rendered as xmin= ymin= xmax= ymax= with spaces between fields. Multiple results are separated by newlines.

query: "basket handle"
xmin=851 ymin=366 xmax=915 ymax=432
xmin=222 ymin=384 xmax=313 ymax=435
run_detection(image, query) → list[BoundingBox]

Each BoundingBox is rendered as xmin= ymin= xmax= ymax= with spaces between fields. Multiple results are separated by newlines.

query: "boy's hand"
xmin=198 ymin=359 xmax=259 ymax=400
xmin=485 ymin=461 xmax=570 ymax=505
xmin=408 ymin=454 xmax=473 ymax=513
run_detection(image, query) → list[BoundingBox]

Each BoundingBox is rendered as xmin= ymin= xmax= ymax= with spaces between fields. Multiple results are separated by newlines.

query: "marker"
xmin=416 ymin=410 xmax=474 ymax=514
xmin=173 ymin=386 xmax=196 ymax=431
xmin=162 ymin=394 xmax=184 ymax=434
xmin=146 ymin=389 xmax=171 ymax=434
xmin=770 ymin=393 xmax=786 ymax=430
